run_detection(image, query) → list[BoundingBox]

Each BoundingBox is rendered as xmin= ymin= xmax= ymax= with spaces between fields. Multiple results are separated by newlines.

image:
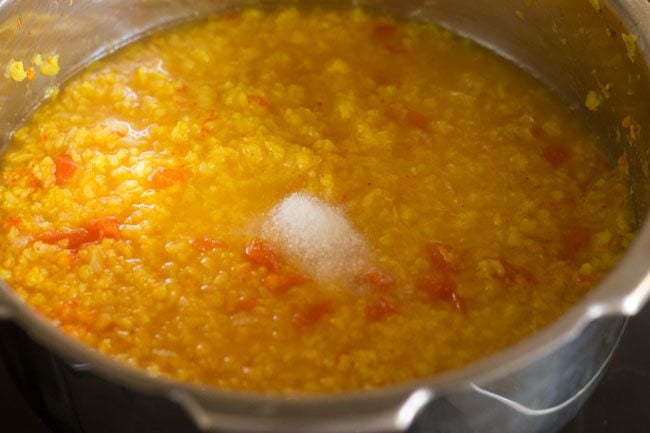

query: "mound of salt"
xmin=262 ymin=193 xmax=369 ymax=283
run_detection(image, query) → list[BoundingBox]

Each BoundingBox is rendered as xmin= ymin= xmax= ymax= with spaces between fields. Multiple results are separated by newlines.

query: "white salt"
xmin=262 ymin=193 xmax=369 ymax=283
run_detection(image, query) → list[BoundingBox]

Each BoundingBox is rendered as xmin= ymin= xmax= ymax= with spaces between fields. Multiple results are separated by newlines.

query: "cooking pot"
xmin=1 ymin=1 xmax=649 ymax=432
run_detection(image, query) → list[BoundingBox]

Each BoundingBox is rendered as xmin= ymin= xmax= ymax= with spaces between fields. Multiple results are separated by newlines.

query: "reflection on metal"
xmin=171 ymin=387 xmax=430 ymax=433
xmin=70 ymin=362 xmax=93 ymax=372
xmin=395 ymin=389 xmax=434 ymax=430
xmin=169 ymin=391 xmax=212 ymax=432
xmin=622 ymin=271 xmax=650 ymax=315
xmin=471 ymin=327 xmax=620 ymax=417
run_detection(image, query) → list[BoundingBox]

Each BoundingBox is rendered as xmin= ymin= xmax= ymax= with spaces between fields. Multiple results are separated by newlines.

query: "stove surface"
xmin=1 ymin=305 xmax=648 ymax=433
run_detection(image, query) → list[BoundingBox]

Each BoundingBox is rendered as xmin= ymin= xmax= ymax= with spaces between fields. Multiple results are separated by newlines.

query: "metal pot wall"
xmin=1 ymin=1 xmax=650 ymax=433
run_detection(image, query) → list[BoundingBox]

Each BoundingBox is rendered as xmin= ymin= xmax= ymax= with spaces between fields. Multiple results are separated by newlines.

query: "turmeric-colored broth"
xmin=0 ymin=8 xmax=634 ymax=393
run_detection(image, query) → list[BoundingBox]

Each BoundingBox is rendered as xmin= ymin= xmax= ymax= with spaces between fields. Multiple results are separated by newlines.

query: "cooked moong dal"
xmin=0 ymin=8 xmax=634 ymax=393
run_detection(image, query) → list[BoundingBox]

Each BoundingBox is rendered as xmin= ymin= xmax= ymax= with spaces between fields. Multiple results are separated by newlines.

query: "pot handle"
xmin=171 ymin=388 xmax=433 ymax=433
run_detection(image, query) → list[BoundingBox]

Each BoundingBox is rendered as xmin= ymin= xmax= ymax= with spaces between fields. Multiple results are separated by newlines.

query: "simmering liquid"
xmin=0 ymin=8 xmax=633 ymax=393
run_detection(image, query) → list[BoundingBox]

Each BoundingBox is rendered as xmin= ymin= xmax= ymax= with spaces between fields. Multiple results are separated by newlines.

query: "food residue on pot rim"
xmin=621 ymin=33 xmax=638 ymax=63
xmin=4 ymin=53 xmax=60 ymax=82
xmin=589 ymin=0 xmax=602 ymax=13
xmin=4 ymin=60 xmax=28 ymax=82
xmin=585 ymin=90 xmax=602 ymax=111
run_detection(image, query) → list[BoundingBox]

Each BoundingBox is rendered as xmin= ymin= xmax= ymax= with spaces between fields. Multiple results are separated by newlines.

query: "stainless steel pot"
xmin=1 ymin=1 xmax=649 ymax=433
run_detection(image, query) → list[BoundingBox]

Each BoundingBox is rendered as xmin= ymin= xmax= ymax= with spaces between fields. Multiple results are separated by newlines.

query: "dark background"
xmin=1 ymin=305 xmax=648 ymax=433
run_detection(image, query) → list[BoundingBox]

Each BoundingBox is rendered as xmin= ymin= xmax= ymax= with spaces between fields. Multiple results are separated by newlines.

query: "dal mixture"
xmin=0 ymin=8 xmax=634 ymax=393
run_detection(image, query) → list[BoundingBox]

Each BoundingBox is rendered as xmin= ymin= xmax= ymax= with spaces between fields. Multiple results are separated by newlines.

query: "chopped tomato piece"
xmin=65 ymin=229 xmax=93 ymax=249
xmin=53 ymin=155 xmax=78 ymax=185
xmin=148 ymin=167 xmax=185 ymax=189
xmin=417 ymin=275 xmax=465 ymax=313
xmin=561 ymin=227 xmax=592 ymax=257
xmin=366 ymin=295 xmax=399 ymax=322
xmin=264 ymin=273 xmax=309 ymax=295
xmin=575 ymin=273 xmax=595 ymax=285
xmin=418 ymin=275 xmax=455 ymax=300
xmin=406 ymin=110 xmax=429 ymax=130
xmin=27 ymin=172 xmax=42 ymax=188
xmin=360 ymin=268 xmax=396 ymax=290
xmin=36 ymin=217 xmax=120 ymax=249
xmin=426 ymin=242 xmax=458 ymax=273
xmin=248 ymin=95 xmax=269 ymax=108
xmin=491 ymin=258 xmax=536 ymax=287
xmin=192 ymin=236 xmax=227 ymax=252
xmin=245 ymin=240 xmax=281 ymax=272
xmin=222 ymin=12 xmax=240 ymax=21
xmin=542 ymin=144 xmax=570 ymax=168
xmin=292 ymin=302 xmax=333 ymax=330
xmin=372 ymin=21 xmax=398 ymax=37
xmin=4 ymin=216 xmax=21 ymax=228
xmin=85 ymin=217 xmax=121 ymax=240
xmin=234 ymin=296 xmax=257 ymax=313
xmin=35 ymin=229 xmax=74 ymax=244
xmin=36 ymin=228 xmax=92 ymax=249
xmin=419 ymin=242 xmax=468 ymax=312
xmin=372 ymin=20 xmax=406 ymax=54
